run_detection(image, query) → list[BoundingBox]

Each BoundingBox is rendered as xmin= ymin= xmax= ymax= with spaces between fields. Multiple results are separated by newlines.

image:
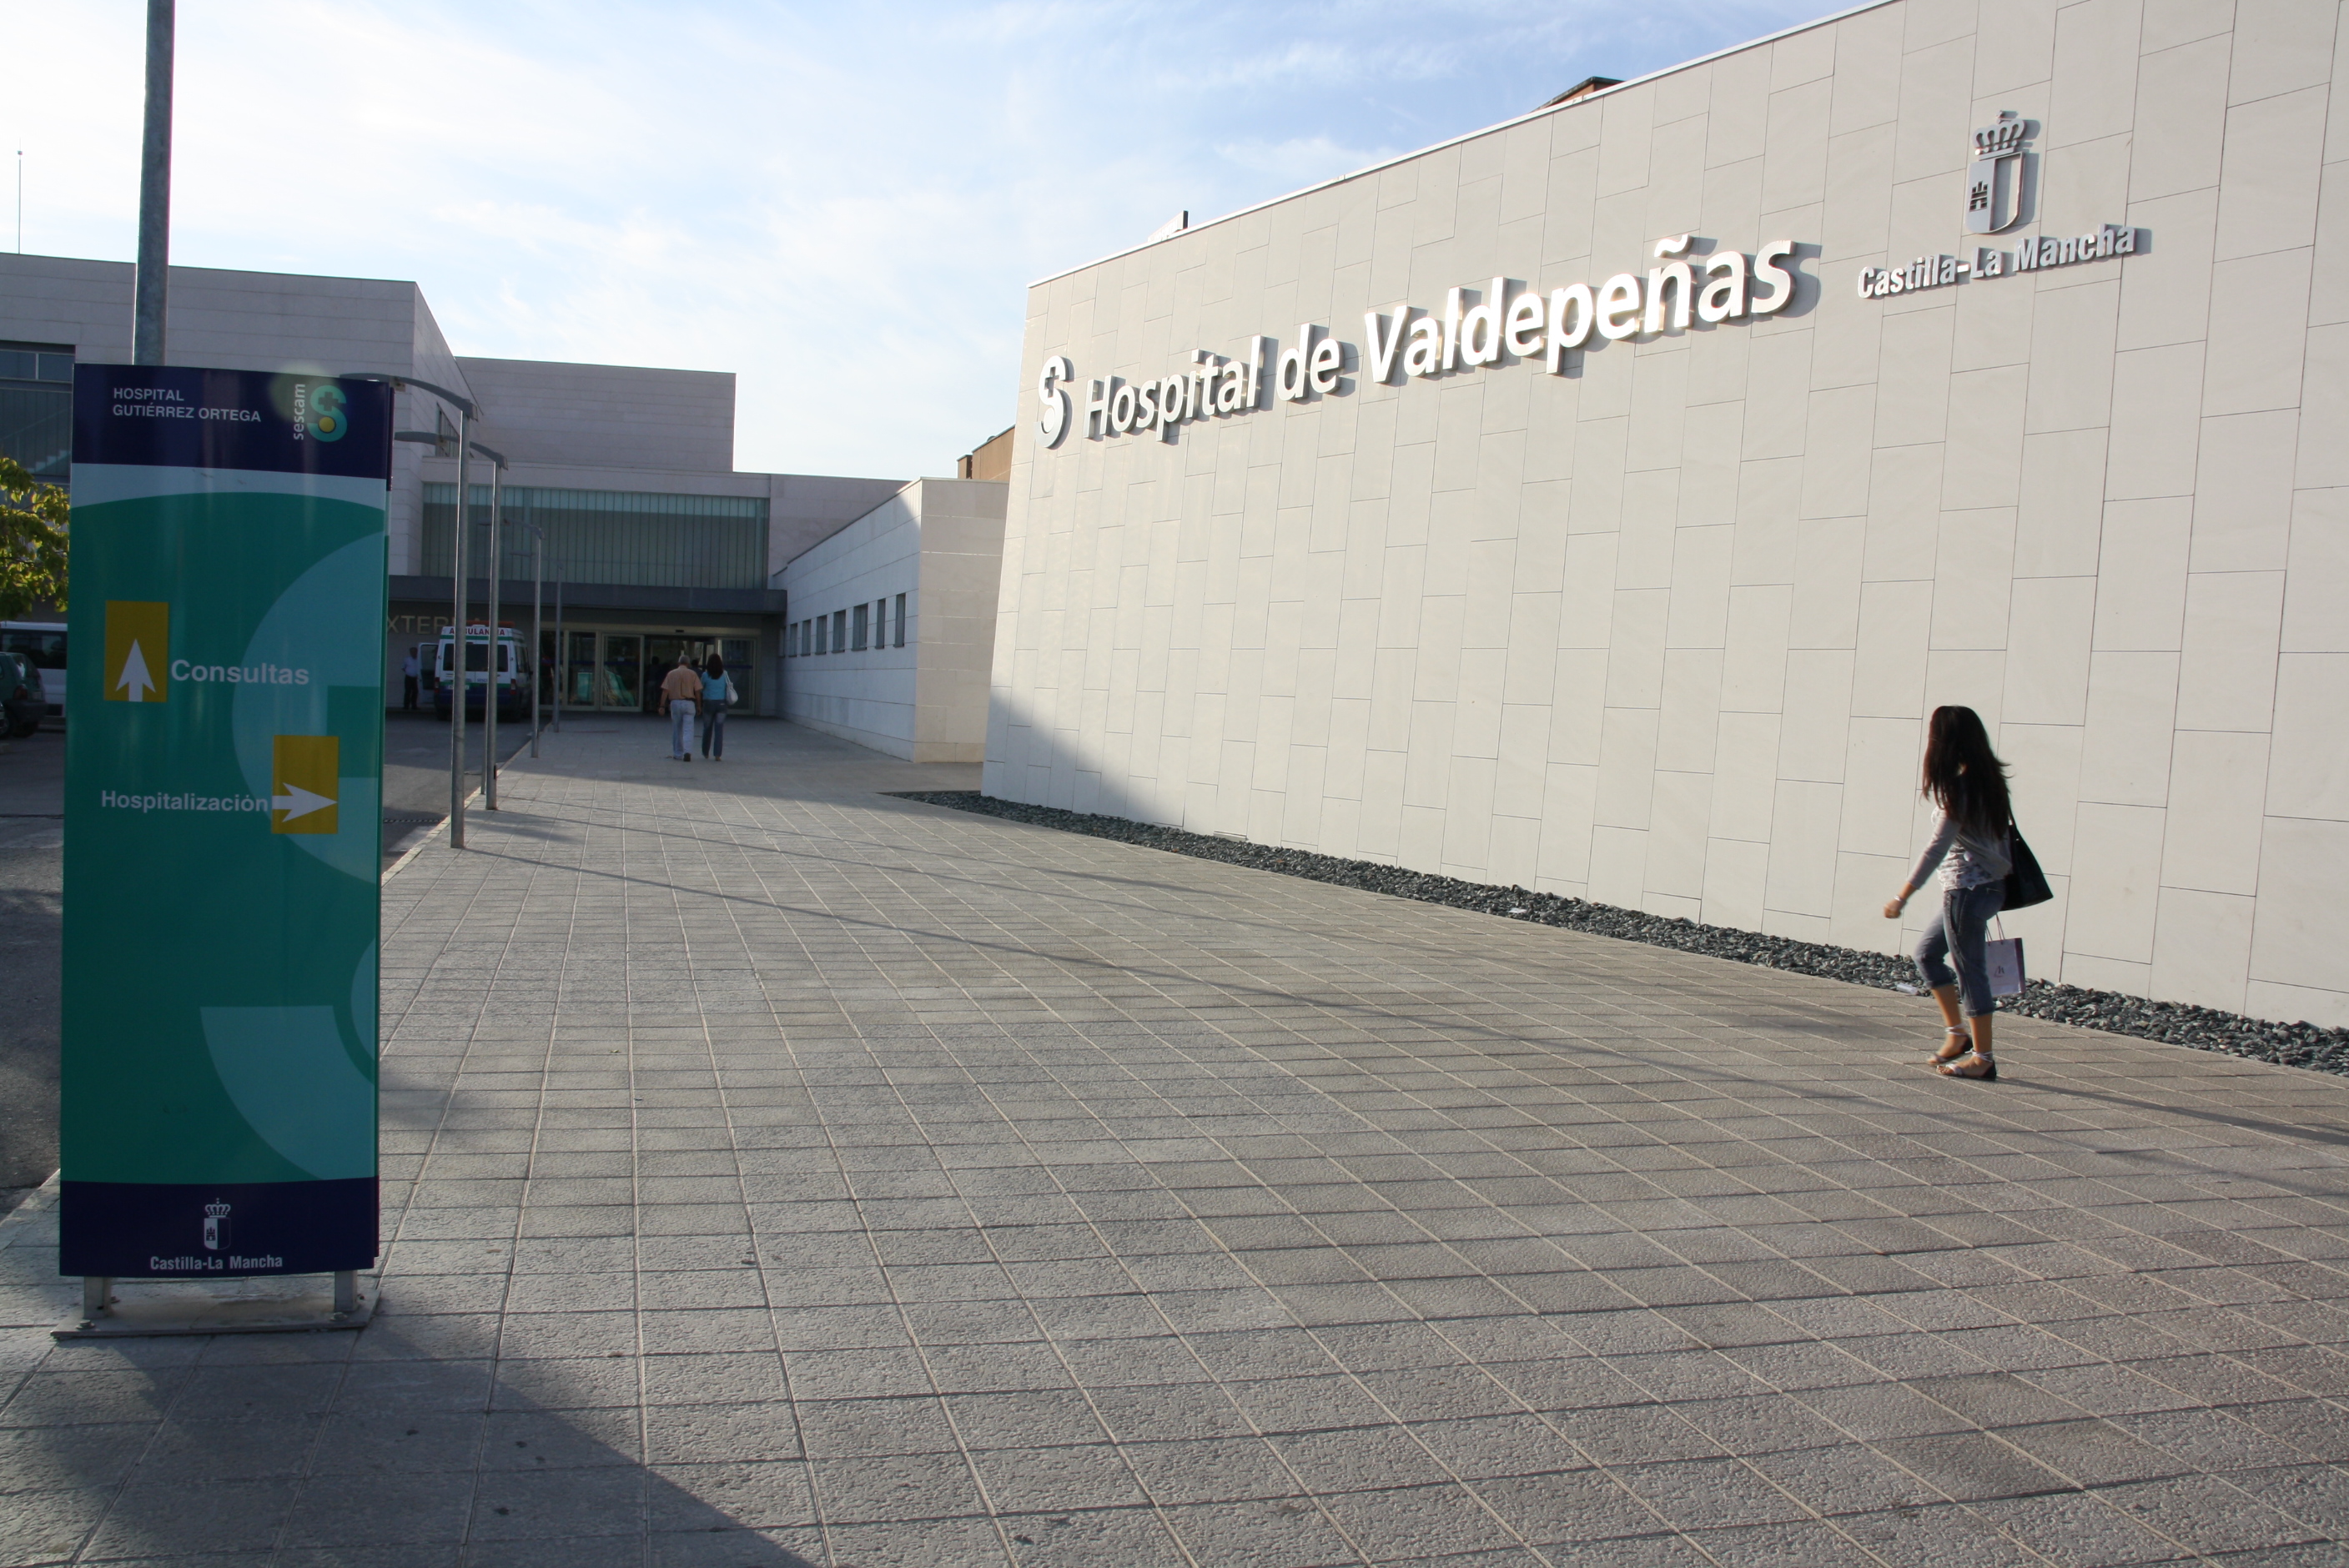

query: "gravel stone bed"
xmin=892 ymin=790 xmax=2349 ymax=1078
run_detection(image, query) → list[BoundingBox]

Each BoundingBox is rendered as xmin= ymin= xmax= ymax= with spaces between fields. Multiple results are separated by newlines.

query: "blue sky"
xmin=13 ymin=0 xmax=1836 ymax=479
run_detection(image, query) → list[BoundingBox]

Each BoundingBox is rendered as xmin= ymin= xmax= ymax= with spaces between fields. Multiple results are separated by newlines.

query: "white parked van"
xmin=432 ymin=623 xmax=528 ymax=722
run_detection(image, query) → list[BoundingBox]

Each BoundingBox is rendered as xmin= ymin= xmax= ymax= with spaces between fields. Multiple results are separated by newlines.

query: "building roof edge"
xmin=1025 ymin=0 xmax=1900 ymax=291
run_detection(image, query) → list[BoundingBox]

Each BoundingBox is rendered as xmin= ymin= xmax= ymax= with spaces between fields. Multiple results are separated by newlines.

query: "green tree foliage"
xmin=0 ymin=455 xmax=69 ymax=619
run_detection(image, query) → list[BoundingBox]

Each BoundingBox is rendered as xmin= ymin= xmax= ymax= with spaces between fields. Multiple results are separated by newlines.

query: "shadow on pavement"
xmin=2 ymin=1267 xmax=827 ymax=1565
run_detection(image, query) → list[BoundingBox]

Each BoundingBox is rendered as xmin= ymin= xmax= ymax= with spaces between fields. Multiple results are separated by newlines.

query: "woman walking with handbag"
xmin=1884 ymin=706 xmax=2013 ymax=1081
xmin=699 ymin=653 xmax=732 ymax=761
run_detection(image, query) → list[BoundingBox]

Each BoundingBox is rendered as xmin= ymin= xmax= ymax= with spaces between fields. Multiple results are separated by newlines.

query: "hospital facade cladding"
xmin=0 ymin=254 xmax=906 ymax=715
xmin=991 ymin=0 xmax=2349 ymax=1028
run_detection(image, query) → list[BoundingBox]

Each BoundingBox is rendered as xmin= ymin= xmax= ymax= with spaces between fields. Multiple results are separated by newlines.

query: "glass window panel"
xmin=852 ymin=604 xmax=868 ymax=651
xmin=832 ymin=610 xmax=847 ymax=651
xmin=0 ymin=385 xmax=73 ymax=480
xmin=2 ymin=343 xmax=80 ymax=483
xmin=894 ymin=593 xmax=907 ymax=647
xmin=421 ymin=483 xmax=769 ymax=589
xmin=0 ymin=629 xmax=66 ymax=668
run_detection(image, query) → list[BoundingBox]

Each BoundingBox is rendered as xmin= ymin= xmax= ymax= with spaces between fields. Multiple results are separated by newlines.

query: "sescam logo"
xmin=1856 ymin=113 xmax=2144 ymax=301
xmin=1043 ymin=235 xmax=1803 ymax=447
xmin=293 ymin=380 xmax=349 ymax=443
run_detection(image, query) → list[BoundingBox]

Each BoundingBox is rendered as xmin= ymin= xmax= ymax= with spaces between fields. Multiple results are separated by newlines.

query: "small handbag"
xmin=1985 ymin=919 xmax=2028 ymax=998
xmin=2002 ymin=824 xmax=2053 ymax=911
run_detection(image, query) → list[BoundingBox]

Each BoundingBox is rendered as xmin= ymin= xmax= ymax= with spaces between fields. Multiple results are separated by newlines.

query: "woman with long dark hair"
xmin=699 ymin=651 xmax=732 ymax=761
xmin=1884 ymin=706 xmax=2013 ymax=1080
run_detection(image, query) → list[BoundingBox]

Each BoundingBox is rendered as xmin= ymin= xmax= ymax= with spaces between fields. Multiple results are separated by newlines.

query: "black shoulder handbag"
xmin=2003 ymin=823 xmax=2053 ymax=911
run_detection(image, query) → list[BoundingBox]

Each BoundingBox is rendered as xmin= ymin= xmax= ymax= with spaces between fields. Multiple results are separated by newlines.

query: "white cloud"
xmin=13 ymin=0 xmax=1833 ymax=479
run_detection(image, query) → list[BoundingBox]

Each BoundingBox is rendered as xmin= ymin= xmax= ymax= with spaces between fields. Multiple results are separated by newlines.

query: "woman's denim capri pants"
xmin=1916 ymin=882 xmax=2006 ymax=1018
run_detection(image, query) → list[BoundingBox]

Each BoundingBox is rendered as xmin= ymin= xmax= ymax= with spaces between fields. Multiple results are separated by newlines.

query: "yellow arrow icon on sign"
xmin=271 ymin=736 xmax=339 ymax=835
xmin=105 ymin=601 xmax=169 ymax=703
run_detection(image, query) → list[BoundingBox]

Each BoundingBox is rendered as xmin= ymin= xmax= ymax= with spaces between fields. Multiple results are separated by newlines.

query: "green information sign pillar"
xmin=60 ymin=365 xmax=392 ymax=1324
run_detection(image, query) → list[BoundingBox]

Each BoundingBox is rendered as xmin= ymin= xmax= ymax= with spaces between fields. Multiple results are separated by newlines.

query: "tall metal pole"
xmin=483 ymin=459 xmax=502 ymax=812
xmin=447 ymin=417 xmax=470 ymax=850
xmin=132 ymin=0 xmax=174 ymax=364
xmin=552 ymin=579 xmax=564 ymax=733
xmin=531 ymin=527 xmax=543 ymax=758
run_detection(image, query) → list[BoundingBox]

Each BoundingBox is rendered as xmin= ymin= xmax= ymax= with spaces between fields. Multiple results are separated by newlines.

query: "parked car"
xmin=1 ymin=651 xmax=43 ymax=737
xmin=0 ymin=622 xmax=65 ymax=716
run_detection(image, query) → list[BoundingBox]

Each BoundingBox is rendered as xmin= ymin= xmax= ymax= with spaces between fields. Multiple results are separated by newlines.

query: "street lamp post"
xmin=475 ymin=445 xmax=506 ymax=812
xmin=498 ymin=516 xmax=546 ymax=760
xmin=528 ymin=523 xmax=545 ymax=757
xmin=133 ymin=0 xmax=173 ymax=365
xmin=399 ymin=432 xmax=533 ymax=791
xmin=360 ymin=374 xmax=479 ymax=848
xmin=552 ymin=577 xmax=565 ymax=734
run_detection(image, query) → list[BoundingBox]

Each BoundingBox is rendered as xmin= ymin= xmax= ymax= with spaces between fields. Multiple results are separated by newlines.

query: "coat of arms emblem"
xmin=1966 ymin=112 xmax=2031 ymax=234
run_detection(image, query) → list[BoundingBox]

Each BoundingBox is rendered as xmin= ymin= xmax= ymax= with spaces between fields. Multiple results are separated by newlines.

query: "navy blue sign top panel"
xmin=73 ymin=364 xmax=394 ymax=481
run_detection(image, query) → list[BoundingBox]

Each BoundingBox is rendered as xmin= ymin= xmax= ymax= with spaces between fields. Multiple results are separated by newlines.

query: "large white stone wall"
xmin=782 ymin=479 xmax=1008 ymax=762
xmin=458 ymin=356 xmax=737 ymax=474
xmin=990 ymin=0 xmax=2348 ymax=1027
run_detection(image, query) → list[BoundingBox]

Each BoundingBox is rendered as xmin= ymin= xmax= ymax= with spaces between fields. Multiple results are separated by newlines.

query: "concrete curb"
xmin=380 ymin=786 xmax=480 ymax=883
xmin=0 ymin=1171 xmax=61 ymax=1254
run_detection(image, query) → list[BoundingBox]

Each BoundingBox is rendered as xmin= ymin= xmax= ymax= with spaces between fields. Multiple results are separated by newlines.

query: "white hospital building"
xmin=987 ymin=0 xmax=2348 ymax=1028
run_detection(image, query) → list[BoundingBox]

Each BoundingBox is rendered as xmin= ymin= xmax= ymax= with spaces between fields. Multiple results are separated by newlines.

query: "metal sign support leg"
xmin=58 ymin=1272 xmax=376 ymax=1339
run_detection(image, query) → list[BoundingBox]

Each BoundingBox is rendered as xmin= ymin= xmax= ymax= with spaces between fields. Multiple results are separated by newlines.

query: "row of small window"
xmin=788 ymin=593 xmax=905 ymax=656
xmin=0 ymin=345 xmax=74 ymax=384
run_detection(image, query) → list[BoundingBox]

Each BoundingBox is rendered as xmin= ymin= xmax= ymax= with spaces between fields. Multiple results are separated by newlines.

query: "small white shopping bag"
xmin=1985 ymin=924 xmax=2027 ymax=998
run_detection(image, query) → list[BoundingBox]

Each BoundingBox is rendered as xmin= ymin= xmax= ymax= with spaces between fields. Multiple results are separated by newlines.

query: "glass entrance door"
xmin=717 ymin=638 xmax=753 ymax=711
xmin=564 ymin=631 xmax=596 ymax=708
xmin=544 ymin=630 xmax=755 ymax=713
xmin=598 ymin=635 xmax=642 ymax=710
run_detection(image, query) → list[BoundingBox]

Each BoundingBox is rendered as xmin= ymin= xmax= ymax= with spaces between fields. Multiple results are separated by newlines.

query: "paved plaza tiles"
xmin=6 ymin=719 xmax=2349 ymax=1568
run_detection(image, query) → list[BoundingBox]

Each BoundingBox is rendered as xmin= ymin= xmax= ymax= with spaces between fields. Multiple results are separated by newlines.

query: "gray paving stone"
xmin=7 ymin=720 xmax=2349 ymax=1563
